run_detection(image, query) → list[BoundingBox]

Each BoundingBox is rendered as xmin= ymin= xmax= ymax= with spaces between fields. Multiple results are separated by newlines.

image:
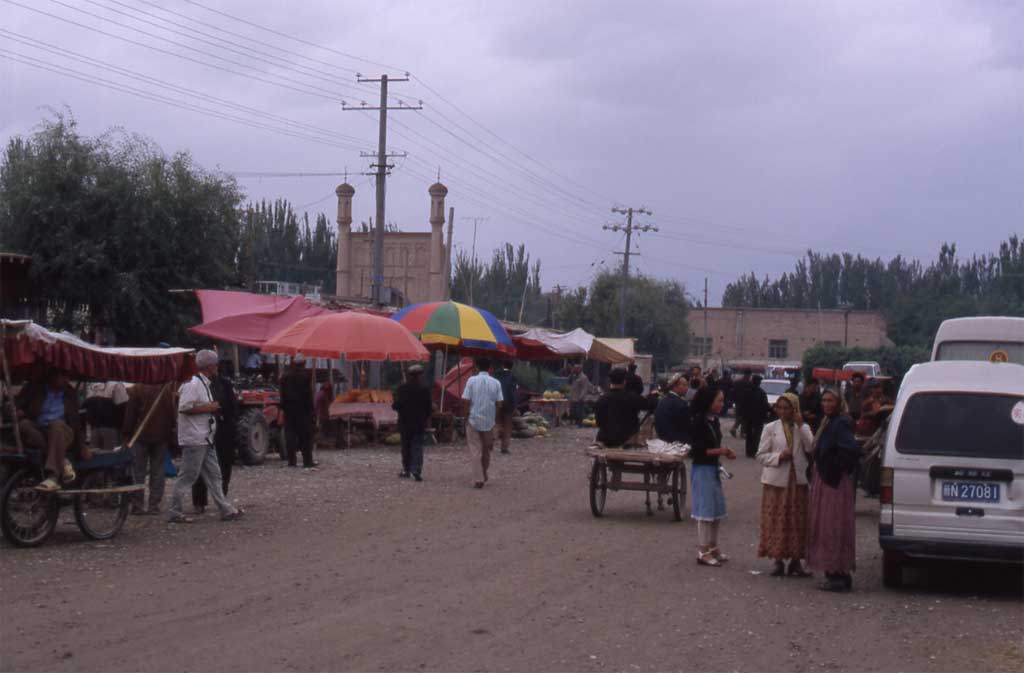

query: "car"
xmin=878 ymin=360 xmax=1024 ymax=588
xmin=759 ymin=379 xmax=793 ymax=408
xmin=931 ymin=316 xmax=1024 ymax=364
xmin=843 ymin=361 xmax=883 ymax=377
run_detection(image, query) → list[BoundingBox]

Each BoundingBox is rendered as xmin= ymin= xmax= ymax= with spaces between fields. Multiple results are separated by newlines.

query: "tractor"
xmin=233 ymin=379 xmax=285 ymax=465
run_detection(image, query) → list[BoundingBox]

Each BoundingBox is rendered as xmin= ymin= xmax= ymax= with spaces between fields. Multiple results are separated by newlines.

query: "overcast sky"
xmin=2 ymin=0 xmax=1021 ymax=303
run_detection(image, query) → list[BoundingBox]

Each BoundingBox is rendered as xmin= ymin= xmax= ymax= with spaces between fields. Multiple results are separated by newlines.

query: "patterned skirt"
xmin=807 ymin=469 xmax=857 ymax=573
xmin=757 ymin=467 xmax=809 ymax=560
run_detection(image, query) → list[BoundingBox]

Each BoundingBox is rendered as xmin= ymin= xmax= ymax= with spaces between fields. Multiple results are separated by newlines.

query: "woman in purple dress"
xmin=807 ymin=389 xmax=861 ymax=591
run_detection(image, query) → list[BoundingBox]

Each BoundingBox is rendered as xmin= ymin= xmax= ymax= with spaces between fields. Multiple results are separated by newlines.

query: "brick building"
xmin=688 ymin=307 xmax=889 ymax=367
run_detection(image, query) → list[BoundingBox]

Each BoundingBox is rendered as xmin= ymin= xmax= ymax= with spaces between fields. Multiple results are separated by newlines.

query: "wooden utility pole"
xmin=342 ymin=74 xmax=420 ymax=306
xmin=604 ymin=206 xmax=656 ymax=337
xmin=703 ymin=277 xmax=709 ymax=369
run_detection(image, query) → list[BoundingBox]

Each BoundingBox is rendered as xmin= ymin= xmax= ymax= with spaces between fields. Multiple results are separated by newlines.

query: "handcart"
xmin=585 ymin=445 xmax=688 ymax=521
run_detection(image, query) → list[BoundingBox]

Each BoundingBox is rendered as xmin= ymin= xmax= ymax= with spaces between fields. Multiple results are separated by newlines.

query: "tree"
xmin=0 ymin=111 xmax=243 ymax=345
xmin=451 ymin=243 xmax=544 ymax=323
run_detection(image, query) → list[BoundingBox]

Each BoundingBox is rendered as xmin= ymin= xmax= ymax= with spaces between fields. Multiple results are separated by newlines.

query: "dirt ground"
xmin=1 ymin=423 xmax=1022 ymax=672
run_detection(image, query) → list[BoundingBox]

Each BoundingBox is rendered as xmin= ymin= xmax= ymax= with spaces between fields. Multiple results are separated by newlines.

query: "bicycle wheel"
xmin=73 ymin=470 xmax=131 ymax=540
xmin=1 ymin=467 xmax=58 ymax=547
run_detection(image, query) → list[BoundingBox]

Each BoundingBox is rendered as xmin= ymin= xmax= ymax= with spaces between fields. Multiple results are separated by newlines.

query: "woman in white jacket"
xmin=756 ymin=392 xmax=814 ymax=577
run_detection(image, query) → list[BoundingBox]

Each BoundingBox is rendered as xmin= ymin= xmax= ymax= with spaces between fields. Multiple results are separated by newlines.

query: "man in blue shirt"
xmin=16 ymin=369 xmax=81 ymax=491
xmin=461 ymin=357 xmax=503 ymax=489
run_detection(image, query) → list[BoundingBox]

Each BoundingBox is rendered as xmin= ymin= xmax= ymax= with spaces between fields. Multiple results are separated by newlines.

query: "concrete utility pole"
xmin=462 ymin=216 xmax=487 ymax=305
xmin=604 ymin=206 xmax=656 ymax=337
xmin=342 ymin=74 xmax=421 ymax=306
xmin=703 ymin=277 xmax=709 ymax=369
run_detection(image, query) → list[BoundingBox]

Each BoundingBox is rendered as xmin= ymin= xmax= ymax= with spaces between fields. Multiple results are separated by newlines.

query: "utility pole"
xmin=703 ymin=277 xmax=709 ymax=370
xmin=342 ymin=74 xmax=421 ymax=306
xmin=462 ymin=216 xmax=487 ymax=305
xmin=604 ymin=206 xmax=656 ymax=337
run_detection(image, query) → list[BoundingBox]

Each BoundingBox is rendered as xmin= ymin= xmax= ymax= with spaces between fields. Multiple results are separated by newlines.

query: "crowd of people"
xmin=586 ymin=363 xmax=877 ymax=592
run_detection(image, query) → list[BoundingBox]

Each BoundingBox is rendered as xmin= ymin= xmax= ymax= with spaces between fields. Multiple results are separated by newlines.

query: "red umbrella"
xmin=262 ymin=312 xmax=430 ymax=361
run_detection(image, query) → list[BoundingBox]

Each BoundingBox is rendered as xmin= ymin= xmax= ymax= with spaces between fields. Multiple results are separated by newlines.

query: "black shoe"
xmin=787 ymin=560 xmax=812 ymax=577
xmin=398 ymin=471 xmax=410 ymax=479
xmin=412 ymin=474 xmax=422 ymax=482
xmin=303 ymin=462 xmax=319 ymax=469
xmin=770 ymin=561 xmax=786 ymax=577
xmin=820 ymin=574 xmax=848 ymax=592
xmin=842 ymin=573 xmax=853 ymax=590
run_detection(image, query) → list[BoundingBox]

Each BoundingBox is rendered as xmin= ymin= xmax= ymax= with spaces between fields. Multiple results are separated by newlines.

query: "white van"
xmin=878 ymin=361 xmax=1024 ymax=587
xmin=931 ymin=316 xmax=1024 ymax=364
xmin=843 ymin=361 xmax=882 ymax=377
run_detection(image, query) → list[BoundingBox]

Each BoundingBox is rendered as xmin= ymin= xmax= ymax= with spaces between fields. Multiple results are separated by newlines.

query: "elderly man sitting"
xmin=16 ymin=369 xmax=81 ymax=492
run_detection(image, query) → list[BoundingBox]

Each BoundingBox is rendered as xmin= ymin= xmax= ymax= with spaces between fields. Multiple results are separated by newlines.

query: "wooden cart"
xmin=585 ymin=447 xmax=687 ymax=521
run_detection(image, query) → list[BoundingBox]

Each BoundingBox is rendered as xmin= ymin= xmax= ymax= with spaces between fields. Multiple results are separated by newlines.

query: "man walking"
xmin=192 ymin=363 xmax=239 ymax=512
xmin=123 ymin=381 xmax=176 ymax=515
xmin=167 ymin=350 xmax=243 ymax=523
xmin=461 ymin=357 xmax=503 ymax=489
xmin=743 ymin=374 xmax=771 ymax=458
xmin=280 ymin=355 xmax=316 ymax=469
xmin=393 ymin=364 xmax=433 ymax=481
xmin=493 ymin=361 xmax=518 ymax=454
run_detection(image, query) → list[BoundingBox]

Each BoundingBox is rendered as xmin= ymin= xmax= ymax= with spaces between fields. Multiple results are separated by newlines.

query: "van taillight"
xmin=880 ymin=467 xmax=894 ymax=505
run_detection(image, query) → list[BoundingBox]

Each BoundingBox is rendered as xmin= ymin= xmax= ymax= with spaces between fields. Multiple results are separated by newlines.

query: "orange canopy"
xmin=262 ymin=312 xmax=429 ymax=362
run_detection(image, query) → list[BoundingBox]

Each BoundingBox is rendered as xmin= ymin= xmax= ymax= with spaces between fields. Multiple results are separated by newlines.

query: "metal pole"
xmin=619 ymin=208 xmax=632 ymax=338
xmin=703 ymin=277 xmax=709 ymax=370
xmin=372 ymin=74 xmax=389 ymax=306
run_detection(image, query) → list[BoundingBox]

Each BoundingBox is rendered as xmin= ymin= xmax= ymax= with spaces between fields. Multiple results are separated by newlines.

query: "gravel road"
xmin=1 ymin=425 xmax=1021 ymax=672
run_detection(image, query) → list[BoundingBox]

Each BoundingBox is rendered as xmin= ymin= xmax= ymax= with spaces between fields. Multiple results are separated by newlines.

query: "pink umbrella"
xmin=262 ymin=312 xmax=429 ymax=361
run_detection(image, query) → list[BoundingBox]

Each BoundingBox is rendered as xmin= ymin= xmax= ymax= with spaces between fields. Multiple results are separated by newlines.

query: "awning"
xmin=2 ymin=320 xmax=195 ymax=383
xmin=591 ymin=337 xmax=635 ymax=364
xmin=513 ymin=327 xmax=593 ymax=360
xmin=189 ymin=289 xmax=332 ymax=347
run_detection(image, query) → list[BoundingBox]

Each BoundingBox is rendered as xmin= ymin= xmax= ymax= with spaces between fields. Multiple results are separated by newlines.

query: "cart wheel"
xmin=589 ymin=459 xmax=607 ymax=517
xmin=1 ymin=467 xmax=58 ymax=547
xmin=671 ymin=465 xmax=686 ymax=522
xmin=73 ymin=471 xmax=130 ymax=541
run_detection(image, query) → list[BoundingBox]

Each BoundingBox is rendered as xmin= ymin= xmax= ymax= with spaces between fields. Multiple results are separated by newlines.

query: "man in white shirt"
xmin=461 ymin=357 xmax=504 ymax=489
xmin=167 ymin=349 xmax=243 ymax=523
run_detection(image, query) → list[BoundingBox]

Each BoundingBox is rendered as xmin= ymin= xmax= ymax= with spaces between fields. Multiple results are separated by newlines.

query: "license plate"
xmin=941 ymin=481 xmax=1000 ymax=503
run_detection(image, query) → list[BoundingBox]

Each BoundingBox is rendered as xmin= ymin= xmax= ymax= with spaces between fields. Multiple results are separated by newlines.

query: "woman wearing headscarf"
xmin=688 ymin=386 xmax=736 ymax=567
xmin=807 ymin=388 xmax=861 ymax=591
xmin=756 ymin=393 xmax=814 ymax=577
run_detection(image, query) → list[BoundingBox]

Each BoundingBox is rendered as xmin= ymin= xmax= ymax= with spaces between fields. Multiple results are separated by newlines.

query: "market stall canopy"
xmin=2 ymin=320 xmax=195 ymax=383
xmin=189 ymin=289 xmax=331 ymax=347
xmin=513 ymin=328 xmax=593 ymax=360
xmin=392 ymin=301 xmax=516 ymax=356
xmin=439 ymin=356 xmax=475 ymax=400
xmin=261 ymin=312 xmax=429 ymax=361
xmin=590 ymin=337 xmax=635 ymax=364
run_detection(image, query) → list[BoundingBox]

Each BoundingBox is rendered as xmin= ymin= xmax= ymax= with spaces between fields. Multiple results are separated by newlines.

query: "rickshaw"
xmin=0 ymin=320 xmax=194 ymax=547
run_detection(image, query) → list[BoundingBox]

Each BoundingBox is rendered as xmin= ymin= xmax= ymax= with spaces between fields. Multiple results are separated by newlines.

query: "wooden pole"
xmin=232 ymin=343 xmax=241 ymax=378
xmin=439 ymin=344 xmax=449 ymax=412
xmin=125 ymin=382 xmax=172 ymax=449
xmin=1 ymin=323 xmax=24 ymax=452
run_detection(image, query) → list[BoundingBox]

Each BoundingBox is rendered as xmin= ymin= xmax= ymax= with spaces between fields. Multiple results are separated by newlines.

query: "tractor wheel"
xmin=236 ymin=409 xmax=269 ymax=466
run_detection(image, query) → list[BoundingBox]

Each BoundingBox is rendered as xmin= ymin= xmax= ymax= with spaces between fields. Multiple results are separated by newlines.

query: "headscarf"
xmin=779 ymin=392 xmax=801 ymax=449
xmin=813 ymin=389 xmax=860 ymax=487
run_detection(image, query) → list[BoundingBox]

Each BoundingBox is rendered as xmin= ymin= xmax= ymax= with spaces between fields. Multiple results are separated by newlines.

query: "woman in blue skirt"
xmin=689 ymin=386 xmax=736 ymax=566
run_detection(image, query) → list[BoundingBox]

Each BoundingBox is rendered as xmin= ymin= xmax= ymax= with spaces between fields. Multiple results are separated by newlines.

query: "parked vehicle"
xmin=878 ymin=361 xmax=1024 ymax=588
xmin=931 ymin=316 xmax=1024 ymax=364
xmin=760 ymin=379 xmax=793 ymax=408
xmin=843 ymin=361 xmax=883 ymax=377
xmin=233 ymin=379 xmax=284 ymax=464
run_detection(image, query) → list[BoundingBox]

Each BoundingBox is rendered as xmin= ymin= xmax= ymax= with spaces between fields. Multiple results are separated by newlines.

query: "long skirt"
xmin=690 ymin=464 xmax=727 ymax=522
xmin=757 ymin=466 xmax=809 ymax=560
xmin=807 ymin=469 xmax=857 ymax=574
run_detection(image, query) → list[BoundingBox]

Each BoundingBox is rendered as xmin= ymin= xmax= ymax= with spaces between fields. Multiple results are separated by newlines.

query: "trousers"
xmin=18 ymin=419 xmax=73 ymax=476
xmin=497 ymin=408 xmax=513 ymax=451
xmin=745 ymin=423 xmax=764 ymax=458
xmin=400 ymin=428 xmax=425 ymax=476
xmin=193 ymin=431 xmax=234 ymax=508
xmin=466 ymin=427 xmax=493 ymax=484
xmin=168 ymin=444 xmax=235 ymax=519
xmin=285 ymin=415 xmax=314 ymax=467
xmin=132 ymin=440 xmax=167 ymax=511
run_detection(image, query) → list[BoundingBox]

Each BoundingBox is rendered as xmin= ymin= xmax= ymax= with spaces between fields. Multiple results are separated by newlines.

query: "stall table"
xmin=527 ymin=397 xmax=571 ymax=427
xmin=329 ymin=401 xmax=398 ymax=445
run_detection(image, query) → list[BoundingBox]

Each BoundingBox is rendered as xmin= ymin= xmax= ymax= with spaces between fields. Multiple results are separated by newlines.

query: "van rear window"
xmin=936 ymin=341 xmax=1024 ymax=364
xmin=896 ymin=393 xmax=1024 ymax=460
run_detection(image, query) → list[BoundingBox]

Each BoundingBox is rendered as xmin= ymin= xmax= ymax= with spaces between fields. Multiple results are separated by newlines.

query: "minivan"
xmin=931 ymin=316 xmax=1024 ymax=364
xmin=878 ymin=361 xmax=1024 ymax=587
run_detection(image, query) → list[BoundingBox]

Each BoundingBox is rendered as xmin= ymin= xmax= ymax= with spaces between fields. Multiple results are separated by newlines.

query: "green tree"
xmin=0 ymin=111 xmax=243 ymax=345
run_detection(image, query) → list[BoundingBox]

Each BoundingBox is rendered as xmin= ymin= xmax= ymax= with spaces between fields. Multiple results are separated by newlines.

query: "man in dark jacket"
xmin=595 ymin=368 xmax=658 ymax=447
xmin=123 ymin=381 xmax=177 ymax=514
xmin=393 ymin=364 xmax=433 ymax=481
xmin=654 ymin=372 xmax=691 ymax=444
xmin=743 ymin=374 xmax=771 ymax=458
xmin=800 ymin=377 xmax=824 ymax=433
xmin=624 ymin=363 xmax=645 ymax=396
xmin=280 ymin=356 xmax=316 ymax=468
xmin=729 ymin=369 xmax=752 ymax=438
xmin=493 ymin=361 xmax=518 ymax=455
xmin=16 ymin=369 xmax=83 ymax=491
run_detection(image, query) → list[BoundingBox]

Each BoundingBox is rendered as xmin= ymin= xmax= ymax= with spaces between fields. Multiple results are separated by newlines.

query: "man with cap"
xmin=392 ymin=364 xmax=433 ymax=481
xmin=595 ymin=367 xmax=658 ymax=447
xmin=280 ymin=354 xmax=316 ymax=468
xmin=655 ymin=372 xmax=691 ymax=444
xmin=625 ymin=363 xmax=645 ymax=396
xmin=167 ymin=349 xmax=243 ymax=523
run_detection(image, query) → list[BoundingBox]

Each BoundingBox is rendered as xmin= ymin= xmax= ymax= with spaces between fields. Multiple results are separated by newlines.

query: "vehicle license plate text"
xmin=941 ymin=481 xmax=1000 ymax=503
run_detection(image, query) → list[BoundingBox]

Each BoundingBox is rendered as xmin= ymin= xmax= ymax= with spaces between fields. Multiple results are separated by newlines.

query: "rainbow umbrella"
xmin=392 ymin=301 xmax=515 ymax=411
xmin=392 ymin=301 xmax=515 ymax=355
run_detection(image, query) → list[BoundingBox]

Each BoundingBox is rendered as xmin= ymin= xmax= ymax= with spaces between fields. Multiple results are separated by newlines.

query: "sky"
xmin=2 ymin=0 xmax=1021 ymax=304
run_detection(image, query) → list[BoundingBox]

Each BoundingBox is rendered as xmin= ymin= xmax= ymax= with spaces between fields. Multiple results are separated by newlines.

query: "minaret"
xmin=335 ymin=182 xmax=355 ymax=297
xmin=428 ymin=181 xmax=448 ymax=301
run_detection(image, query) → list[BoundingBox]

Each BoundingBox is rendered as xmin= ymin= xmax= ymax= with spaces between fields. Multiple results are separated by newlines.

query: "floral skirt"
xmin=807 ymin=469 xmax=857 ymax=573
xmin=757 ymin=467 xmax=808 ymax=560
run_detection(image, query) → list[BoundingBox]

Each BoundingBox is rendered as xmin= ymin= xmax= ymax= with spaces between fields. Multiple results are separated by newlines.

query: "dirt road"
xmin=2 ymin=426 xmax=1021 ymax=672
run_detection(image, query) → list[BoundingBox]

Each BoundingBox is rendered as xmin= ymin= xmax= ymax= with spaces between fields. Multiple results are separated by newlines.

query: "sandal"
xmin=221 ymin=509 xmax=245 ymax=522
xmin=697 ymin=551 xmax=722 ymax=567
xmin=167 ymin=514 xmax=196 ymax=524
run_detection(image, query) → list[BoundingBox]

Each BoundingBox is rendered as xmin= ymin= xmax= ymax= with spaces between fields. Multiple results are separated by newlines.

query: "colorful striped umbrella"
xmin=392 ymin=301 xmax=516 ymax=355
